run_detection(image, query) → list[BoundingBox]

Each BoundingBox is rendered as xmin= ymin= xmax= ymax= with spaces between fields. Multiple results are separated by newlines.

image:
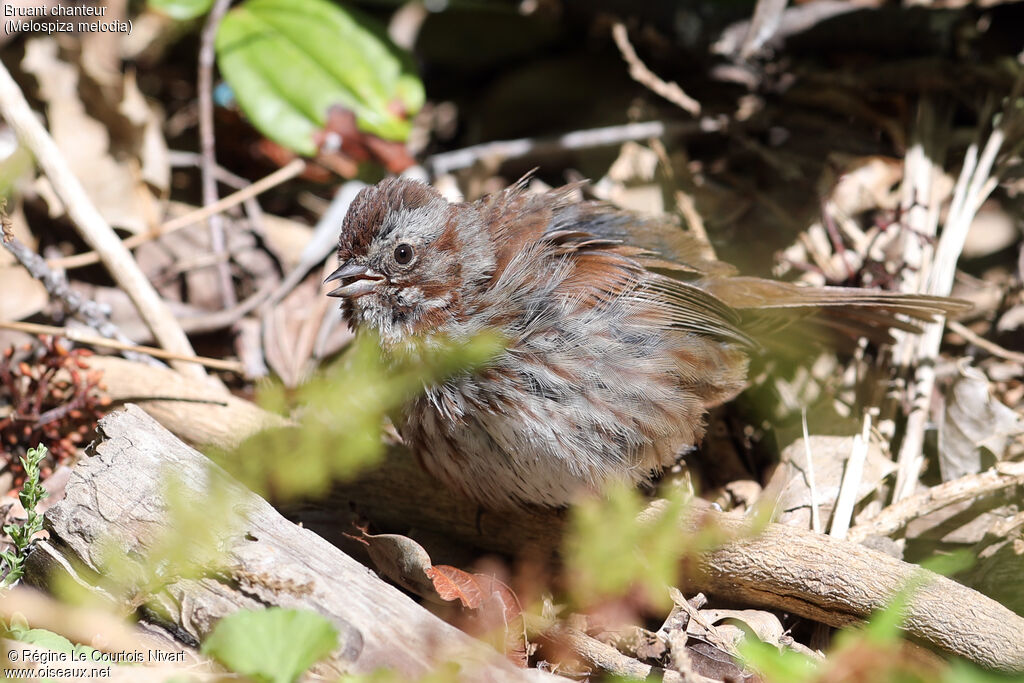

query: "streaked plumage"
xmin=330 ymin=177 xmax=964 ymax=508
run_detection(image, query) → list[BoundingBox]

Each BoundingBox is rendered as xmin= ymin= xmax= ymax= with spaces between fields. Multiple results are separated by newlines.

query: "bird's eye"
xmin=393 ymin=243 xmax=414 ymax=265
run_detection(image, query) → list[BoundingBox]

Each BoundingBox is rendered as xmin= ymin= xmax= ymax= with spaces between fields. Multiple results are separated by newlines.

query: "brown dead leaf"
xmin=425 ymin=565 xmax=527 ymax=666
xmin=263 ymin=272 xmax=332 ymax=387
xmin=313 ymin=107 xmax=415 ymax=176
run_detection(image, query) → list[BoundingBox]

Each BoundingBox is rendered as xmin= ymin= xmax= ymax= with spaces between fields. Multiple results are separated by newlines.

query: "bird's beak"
xmin=325 ymin=261 xmax=383 ymax=298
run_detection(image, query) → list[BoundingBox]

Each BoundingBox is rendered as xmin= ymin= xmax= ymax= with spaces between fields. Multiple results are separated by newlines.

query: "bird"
xmin=327 ymin=176 xmax=965 ymax=509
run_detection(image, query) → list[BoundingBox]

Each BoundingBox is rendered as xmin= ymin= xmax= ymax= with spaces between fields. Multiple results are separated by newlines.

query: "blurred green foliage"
xmin=201 ymin=607 xmax=339 ymax=683
xmin=3 ymin=614 xmax=99 ymax=662
xmin=563 ymin=482 xmax=743 ymax=613
xmin=148 ymin=0 xmax=214 ymax=20
xmin=211 ymin=330 xmax=503 ymax=500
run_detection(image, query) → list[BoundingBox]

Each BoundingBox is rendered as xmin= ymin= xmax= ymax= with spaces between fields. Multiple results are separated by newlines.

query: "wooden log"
xmin=29 ymin=405 xmax=558 ymax=682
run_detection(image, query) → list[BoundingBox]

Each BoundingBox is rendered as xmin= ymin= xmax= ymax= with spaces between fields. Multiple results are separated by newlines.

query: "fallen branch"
xmin=426 ymin=120 xmax=723 ymax=176
xmin=84 ymin=356 xmax=286 ymax=449
xmin=611 ymin=22 xmax=701 ymax=116
xmin=302 ymin=446 xmax=1024 ymax=673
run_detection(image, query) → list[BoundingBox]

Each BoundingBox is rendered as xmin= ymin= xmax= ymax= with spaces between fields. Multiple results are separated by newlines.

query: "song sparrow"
xmin=328 ymin=177 xmax=962 ymax=508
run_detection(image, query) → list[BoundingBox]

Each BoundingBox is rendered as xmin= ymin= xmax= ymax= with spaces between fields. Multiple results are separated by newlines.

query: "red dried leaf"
xmin=425 ymin=565 xmax=528 ymax=667
xmin=425 ymin=565 xmax=485 ymax=609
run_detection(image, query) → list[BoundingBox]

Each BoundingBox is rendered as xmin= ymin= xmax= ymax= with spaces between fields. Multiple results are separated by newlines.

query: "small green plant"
xmin=0 ymin=444 xmax=49 ymax=587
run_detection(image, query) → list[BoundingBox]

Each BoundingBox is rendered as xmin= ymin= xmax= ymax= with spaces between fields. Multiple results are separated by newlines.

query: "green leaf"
xmin=215 ymin=0 xmax=424 ymax=155
xmin=148 ymin=0 xmax=215 ymax=21
xmin=201 ymin=608 xmax=339 ymax=683
xmin=9 ymin=627 xmax=75 ymax=655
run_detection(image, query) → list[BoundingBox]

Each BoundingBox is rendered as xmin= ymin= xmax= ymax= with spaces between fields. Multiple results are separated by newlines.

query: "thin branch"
xmin=829 ymin=412 xmax=872 ymax=540
xmin=0 ymin=320 xmax=244 ymax=374
xmin=47 ymin=159 xmax=305 ymax=270
xmin=946 ymin=320 xmax=1024 ymax=364
xmin=801 ymin=409 xmax=822 ymax=534
xmin=848 ymin=461 xmax=1024 ymax=544
xmin=542 ymin=623 xmax=698 ymax=683
xmin=738 ymin=0 xmax=789 ymax=60
xmin=198 ymin=0 xmax=239 ymax=309
xmin=611 ymin=22 xmax=701 ymax=117
xmin=168 ymin=149 xmax=266 ymax=232
xmin=426 ymin=120 xmax=722 ymax=176
xmin=0 ymin=61 xmax=204 ymax=378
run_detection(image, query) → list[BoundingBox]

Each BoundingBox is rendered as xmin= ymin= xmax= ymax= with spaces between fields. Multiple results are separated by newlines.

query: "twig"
xmin=198 ymin=0 xmax=237 ymax=310
xmin=738 ymin=0 xmax=789 ymax=60
xmin=168 ymin=150 xmax=265 ymax=232
xmin=0 ymin=321 xmax=244 ymax=374
xmin=47 ymin=159 xmax=305 ymax=270
xmin=848 ymin=461 xmax=1024 ymax=544
xmin=801 ymin=409 xmax=822 ymax=534
xmin=426 ymin=120 xmax=722 ymax=176
xmin=1 ymin=235 xmax=160 ymax=367
xmin=648 ymin=138 xmax=717 ymax=261
xmin=177 ymin=278 xmax=277 ymax=336
xmin=0 ymin=59 xmax=205 ymax=378
xmin=829 ymin=412 xmax=872 ymax=540
xmin=611 ymin=23 xmax=701 ymax=117
xmin=946 ymin=320 xmax=1024 ymax=364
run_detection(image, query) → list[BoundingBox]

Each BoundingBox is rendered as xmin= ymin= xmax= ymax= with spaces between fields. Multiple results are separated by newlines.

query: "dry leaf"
xmin=0 ymin=266 xmax=48 ymax=322
xmin=425 ymin=565 xmax=527 ymax=666
xmin=700 ymin=608 xmax=786 ymax=647
xmin=21 ymin=38 xmax=156 ymax=234
xmin=764 ymin=435 xmax=895 ymax=530
xmin=940 ymin=363 xmax=1024 ymax=481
